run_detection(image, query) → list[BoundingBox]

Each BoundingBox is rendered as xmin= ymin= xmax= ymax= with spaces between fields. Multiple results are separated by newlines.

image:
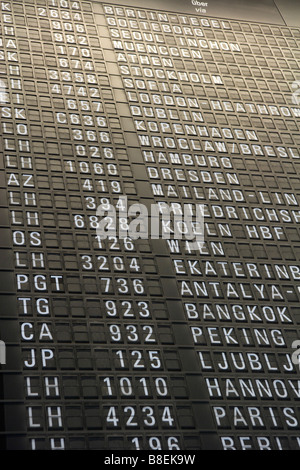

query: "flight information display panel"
xmin=0 ymin=0 xmax=300 ymax=451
